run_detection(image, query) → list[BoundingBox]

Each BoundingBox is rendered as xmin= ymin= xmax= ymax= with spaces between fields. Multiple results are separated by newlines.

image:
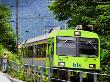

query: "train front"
xmin=53 ymin=30 xmax=100 ymax=72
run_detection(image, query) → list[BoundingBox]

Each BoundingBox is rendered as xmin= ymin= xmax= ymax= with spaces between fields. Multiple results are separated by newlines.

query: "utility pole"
xmin=16 ymin=0 xmax=19 ymax=55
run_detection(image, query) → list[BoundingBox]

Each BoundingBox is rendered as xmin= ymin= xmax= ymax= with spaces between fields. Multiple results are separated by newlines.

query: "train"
xmin=21 ymin=27 xmax=100 ymax=81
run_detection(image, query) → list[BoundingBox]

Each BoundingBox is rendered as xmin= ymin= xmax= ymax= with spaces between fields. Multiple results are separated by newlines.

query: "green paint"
xmin=47 ymin=30 xmax=100 ymax=71
xmin=22 ymin=29 xmax=100 ymax=78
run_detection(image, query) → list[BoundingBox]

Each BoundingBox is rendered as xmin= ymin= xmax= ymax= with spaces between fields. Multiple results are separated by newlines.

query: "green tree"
xmin=49 ymin=0 xmax=110 ymax=60
xmin=49 ymin=1 xmax=110 ymax=77
xmin=0 ymin=5 xmax=16 ymax=52
xmin=49 ymin=0 xmax=110 ymax=34
xmin=49 ymin=0 xmax=96 ymax=26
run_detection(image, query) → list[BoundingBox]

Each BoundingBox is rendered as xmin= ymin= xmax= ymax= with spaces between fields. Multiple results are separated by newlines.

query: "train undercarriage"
xmin=50 ymin=68 xmax=97 ymax=82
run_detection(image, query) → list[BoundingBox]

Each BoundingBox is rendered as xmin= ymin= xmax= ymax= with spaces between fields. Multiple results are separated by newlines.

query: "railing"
xmin=6 ymin=60 xmax=110 ymax=82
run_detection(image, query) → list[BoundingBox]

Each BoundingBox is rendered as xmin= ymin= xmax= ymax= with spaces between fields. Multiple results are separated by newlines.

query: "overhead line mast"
xmin=16 ymin=0 xmax=19 ymax=55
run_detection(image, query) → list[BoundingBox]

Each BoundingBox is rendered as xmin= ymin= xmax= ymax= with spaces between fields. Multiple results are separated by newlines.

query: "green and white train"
xmin=21 ymin=28 xmax=100 ymax=81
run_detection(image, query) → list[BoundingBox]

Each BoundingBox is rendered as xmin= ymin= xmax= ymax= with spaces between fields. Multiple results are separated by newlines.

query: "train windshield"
xmin=79 ymin=37 xmax=98 ymax=57
xmin=56 ymin=36 xmax=98 ymax=57
xmin=57 ymin=37 xmax=77 ymax=56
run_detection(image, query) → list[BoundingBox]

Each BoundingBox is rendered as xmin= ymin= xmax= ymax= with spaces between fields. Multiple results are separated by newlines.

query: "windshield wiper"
xmin=87 ymin=41 xmax=97 ymax=50
xmin=57 ymin=40 xmax=67 ymax=47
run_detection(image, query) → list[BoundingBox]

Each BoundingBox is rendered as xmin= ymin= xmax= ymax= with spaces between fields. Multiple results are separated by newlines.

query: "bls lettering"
xmin=73 ymin=63 xmax=81 ymax=67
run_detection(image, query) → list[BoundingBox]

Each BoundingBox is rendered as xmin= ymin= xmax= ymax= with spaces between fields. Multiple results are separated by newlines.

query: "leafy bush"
xmin=100 ymin=49 xmax=109 ymax=61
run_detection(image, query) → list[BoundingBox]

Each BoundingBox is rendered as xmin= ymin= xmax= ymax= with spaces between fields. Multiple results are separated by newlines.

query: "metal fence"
xmin=6 ymin=60 xmax=110 ymax=82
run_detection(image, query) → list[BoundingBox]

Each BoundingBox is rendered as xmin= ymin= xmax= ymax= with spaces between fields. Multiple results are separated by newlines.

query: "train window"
xmin=35 ymin=43 xmax=47 ymax=58
xmin=27 ymin=46 xmax=34 ymax=58
xmin=79 ymin=38 xmax=98 ymax=56
xmin=57 ymin=37 xmax=77 ymax=56
xmin=38 ymin=45 xmax=41 ymax=57
xmin=35 ymin=45 xmax=39 ymax=57
xmin=57 ymin=37 xmax=76 ymax=41
xmin=56 ymin=37 xmax=98 ymax=57
xmin=42 ymin=43 xmax=47 ymax=57
xmin=79 ymin=38 xmax=98 ymax=43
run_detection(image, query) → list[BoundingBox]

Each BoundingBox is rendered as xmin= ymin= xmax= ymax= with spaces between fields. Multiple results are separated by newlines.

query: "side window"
xmin=35 ymin=45 xmax=38 ymax=57
xmin=37 ymin=45 xmax=41 ymax=57
xmin=28 ymin=46 xmax=34 ymax=58
xmin=42 ymin=43 xmax=47 ymax=58
xmin=35 ymin=43 xmax=47 ymax=58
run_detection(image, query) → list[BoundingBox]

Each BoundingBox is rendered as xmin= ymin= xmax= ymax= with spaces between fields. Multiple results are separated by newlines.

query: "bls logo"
xmin=73 ymin=63 xmax=81 ymax=67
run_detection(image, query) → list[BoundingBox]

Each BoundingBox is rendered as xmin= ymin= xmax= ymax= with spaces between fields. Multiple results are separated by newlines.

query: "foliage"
xmin=49 ymin=0 xmax=110 ymax=60
xmin=0 ymin=44 xmax=25 ymax=80
xmin=49 ymin=0 xmax=110 ymax=78
xmin=95 ymin=4 xmax=110 ymax=35
xmin=49 ymin=0 xmax=96 ymax=26
xmin=49 ymin=0 xmax=110 ymax=34
xmin=100 ymin=35 xmax=110 ymax=61
xmin=0 ymin=5 xmax=16 ymax=52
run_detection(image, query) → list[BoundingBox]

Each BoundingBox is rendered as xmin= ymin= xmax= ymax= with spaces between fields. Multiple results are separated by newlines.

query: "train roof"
xmin=21 ymin=33 xmax=50 ymax=45
xmin=21 ymin=26 xmax=61 ymax=45
xmin=20 ymin=28 xmax=99 ymax=46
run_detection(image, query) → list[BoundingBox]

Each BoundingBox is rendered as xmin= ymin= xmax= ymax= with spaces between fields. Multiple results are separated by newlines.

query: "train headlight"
xmin=58 ymin=62 xmax=65 ymax=67
xmin=74 ymin=31 xmax=81 ymax=36
xmin=89 ymin=64 xmax=96 ymax=68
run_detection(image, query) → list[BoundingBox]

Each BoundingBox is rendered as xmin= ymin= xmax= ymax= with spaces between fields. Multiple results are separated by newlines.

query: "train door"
xmin=47 ymin=37 xmax=54 ymax=67
xmin=46 ymin=37 xmax=54 ymax=78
